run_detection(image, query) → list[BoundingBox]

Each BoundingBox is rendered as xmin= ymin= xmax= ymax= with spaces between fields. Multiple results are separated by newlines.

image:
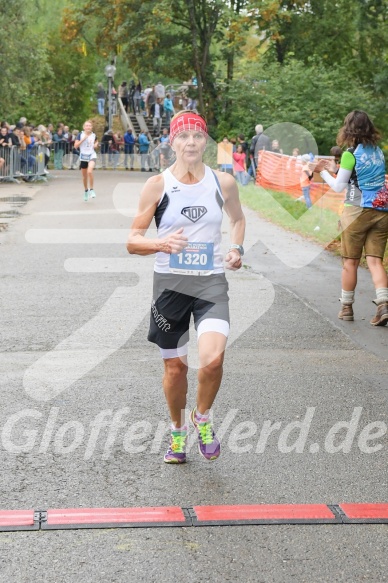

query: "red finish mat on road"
xmin=339 ymin=503 xmax=388 ymax=523
xmin=43 ymin=506 xmax=188 ymax=529
xmin=0 ymin=510 xmax=37 ymax=531
xmin=0 ymin=504 xmax=387 ymax=531
xmin=192 ymin=504 xmax=337 ymax=525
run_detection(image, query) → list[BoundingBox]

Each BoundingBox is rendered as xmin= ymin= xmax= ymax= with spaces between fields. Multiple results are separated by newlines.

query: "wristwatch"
xmin=229 ymin=244 xmax=244 ymax=256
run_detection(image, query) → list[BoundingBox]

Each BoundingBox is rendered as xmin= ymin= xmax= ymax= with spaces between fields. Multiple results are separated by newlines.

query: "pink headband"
xmin=169 ymin=113 xmax=208 ymax=143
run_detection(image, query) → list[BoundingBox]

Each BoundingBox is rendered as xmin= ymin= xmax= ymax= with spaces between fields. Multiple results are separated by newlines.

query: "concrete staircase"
xmin=128 ymin=114 xmax=169 ymax=136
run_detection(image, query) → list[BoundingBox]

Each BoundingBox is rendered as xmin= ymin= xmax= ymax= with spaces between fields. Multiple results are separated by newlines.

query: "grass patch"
xmin=239 ymin=184 xmax=388 ymax=268
xmin=239 ymin=183 xmax=341 ymax=247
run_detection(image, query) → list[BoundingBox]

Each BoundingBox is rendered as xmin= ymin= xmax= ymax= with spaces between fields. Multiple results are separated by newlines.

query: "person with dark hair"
xmin=128 ymin=80 xmax=136 ymax=114
xmin=314 ymin=110 xmax=388 ymax=326
xmin=46 ymin=124 xmax=54 ymax=141
xmin=164 ymin=93 xmax=175 ymax=127
xmin=237 ymin=134 xmax=249 ymax=175
xmin=100 ymin=128 xmax=111 ymax=168
xmin=237 ymin=134 xmax=247 ymax=149
xmin=133 ymin=82 xmax=142 ymax=114
xmin=138 ymin=130 xmax=151 ymax=171
xmin=101 ymin=129 xmax=119 ymax=168
xmin=150 ymin=98 xmax=164 ymax=136
xmin=0 ymin=126 xmax=11 ymax=149
xmin=233 ymin=144 xmax=247 ymax=185
xmin=119 ymin=82 xmax=129 ymax=112
xmin=327 ymin=146 xmax=343 ymax=175
xmin=146 ymin=85 xmax=156 ymax=118
xmin=8 ymin=127 xmax=22 ymax=147
xmin=96 ymin=83 xmax=106 ymax=116
xmin=0 ymin=126 xmax=11 ymax=175
xmin=237 ymin=134 xmax=248 ymax=155
xmin=52 ymin=126 xmax=67 ymax=169
xmin=124 ymin=128 xmax=135 ymax=170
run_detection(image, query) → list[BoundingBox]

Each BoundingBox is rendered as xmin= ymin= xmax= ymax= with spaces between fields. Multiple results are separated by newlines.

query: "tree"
xmin=38 ymin=32 xmax=99 ymax=126
xmin=0 ymin=0 xmax=100 ymax=125
xmin=0 ymin=0 xmax=51 ymax=120
xmin=220 ymin=0 xmax=251 ymax=113
xmin=216 ymin=57 xmax=386 ymax=153
xmin=62 ymin=0 xmax=254 ymax=125
xmin=3 ymin=0 xmax=387 ymax=147
xmin=250 ymin=0 xmax=388 ymax=91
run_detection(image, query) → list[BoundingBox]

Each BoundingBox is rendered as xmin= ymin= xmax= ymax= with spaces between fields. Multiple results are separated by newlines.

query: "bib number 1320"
xmin=177 ymin=251 xmax=208 ymax=266
xmin=169 ymin=242 xmax=214 ymax=274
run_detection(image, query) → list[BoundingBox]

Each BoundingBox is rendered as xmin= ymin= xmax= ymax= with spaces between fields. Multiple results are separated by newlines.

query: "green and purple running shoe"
xmin=190 ymin=408 xmax=221 ymax=461
xmin=164 ymin=429 xmax=187 ymax=464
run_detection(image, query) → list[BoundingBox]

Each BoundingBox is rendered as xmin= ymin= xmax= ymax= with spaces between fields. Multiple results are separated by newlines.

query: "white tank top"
xmin=78 ymin=131 xmax=97 ymax=160
xmin=154 ymin=165 xmax=225 ymax=275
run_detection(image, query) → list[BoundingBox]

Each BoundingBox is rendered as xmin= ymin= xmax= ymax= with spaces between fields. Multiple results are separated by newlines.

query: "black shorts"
xmin=148 ymin=272 xmax=229 ymax=349
xmin=79 ymin=159 xmax=96 ymax=169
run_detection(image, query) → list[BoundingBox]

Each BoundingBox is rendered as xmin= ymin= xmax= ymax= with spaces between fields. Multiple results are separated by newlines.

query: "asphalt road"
xmin=0 ymin=170 xmax=387 ymax=583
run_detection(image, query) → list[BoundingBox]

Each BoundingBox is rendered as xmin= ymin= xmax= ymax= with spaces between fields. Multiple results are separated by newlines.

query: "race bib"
xmin=169 ymin=242 xmax=214 ymax=275
xmin=80 ymin=153 xmax=92 ymax=162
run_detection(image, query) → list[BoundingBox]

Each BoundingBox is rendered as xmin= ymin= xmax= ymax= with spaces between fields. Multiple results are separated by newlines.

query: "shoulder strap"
xmin=159 ymin=168 xmax=172 ymax=202
xmin=211 ymin=169 xmax=224 ymax=202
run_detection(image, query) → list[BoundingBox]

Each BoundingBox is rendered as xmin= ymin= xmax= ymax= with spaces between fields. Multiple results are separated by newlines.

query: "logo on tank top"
xmin=181 ymin=206 xmax=208 ymax=223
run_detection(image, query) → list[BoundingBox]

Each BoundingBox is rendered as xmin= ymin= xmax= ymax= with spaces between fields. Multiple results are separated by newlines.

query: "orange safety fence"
xmin=255 ymin=151 xmax=343 ymax=215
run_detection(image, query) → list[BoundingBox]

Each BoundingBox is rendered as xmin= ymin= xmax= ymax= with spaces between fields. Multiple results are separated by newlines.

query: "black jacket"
xmin=250 ymin=132 xmax=271 ymax=158
xmin=150 ymin=103 xmax=164 ymax=118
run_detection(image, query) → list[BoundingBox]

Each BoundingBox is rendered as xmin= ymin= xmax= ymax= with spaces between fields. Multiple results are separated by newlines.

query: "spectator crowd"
xmin=97 ymin=79 xmax=199 ymax=134
xmin=1 ymin=110 xmax=322 ymax=204
xmin=0 ymin=115 xmax=178 ymax=176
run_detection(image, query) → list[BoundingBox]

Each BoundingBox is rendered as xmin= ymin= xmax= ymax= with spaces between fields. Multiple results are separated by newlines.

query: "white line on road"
xmin=32 ymin=209 xmax=139 ymax=216
xmin=64 ymin=258 xmax=142 ymax=272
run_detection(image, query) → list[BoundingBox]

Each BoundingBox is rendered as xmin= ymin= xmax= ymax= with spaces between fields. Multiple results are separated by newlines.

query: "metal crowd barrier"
xmin=0 ymin=145 xmax=47 ymax=183
xmin=0 ymin=146 xmax=13 ymax=181
xmin=96 ymin=151 xmax=158 ymax=171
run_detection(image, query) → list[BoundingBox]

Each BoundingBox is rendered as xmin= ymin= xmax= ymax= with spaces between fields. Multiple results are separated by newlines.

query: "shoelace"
xmin=170 ymin=433 xmax=187 ymax=453
xmin=198 ymin=422 xmax=214 ymax=445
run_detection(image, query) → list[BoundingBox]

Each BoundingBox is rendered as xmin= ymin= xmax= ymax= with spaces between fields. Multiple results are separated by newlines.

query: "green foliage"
xmin=0 ymin=0 xmax=52 ymax=120
xmin=2 ymin=0 xmax=388 ymax=153
xmin=70 ymin=0 xmax=192 ymax=77
xmin=0 ymin=0 xmax=100 ymax=125
xmin=214 ymin=57 xmax=387 ymax=153
xmin=40 ymin=34 xmax=98 ymax=126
